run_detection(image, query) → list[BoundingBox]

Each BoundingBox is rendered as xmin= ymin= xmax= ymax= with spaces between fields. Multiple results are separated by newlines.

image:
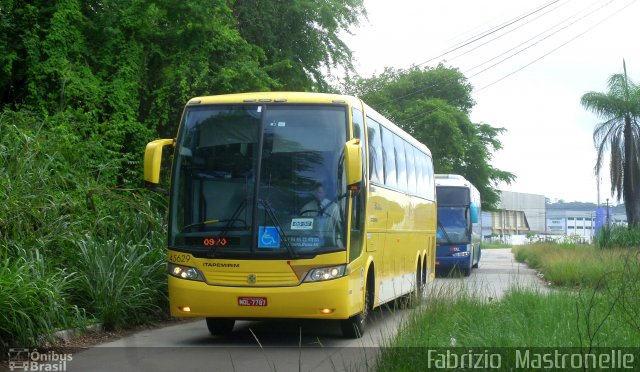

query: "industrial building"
xmin=481 ymin=190 xmax=627 ymax=244
xmin=483 ymin=190 xmax=546 ymax=240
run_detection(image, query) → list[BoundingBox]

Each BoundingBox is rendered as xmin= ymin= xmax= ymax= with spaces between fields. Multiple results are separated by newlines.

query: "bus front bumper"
xmin=168 ymin=276 xmax=353 ymax=320
xmin=435 ymin=255 xmax=471 ymax=270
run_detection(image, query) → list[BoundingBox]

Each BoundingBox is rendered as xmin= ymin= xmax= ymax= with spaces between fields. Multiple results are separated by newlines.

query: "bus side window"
xmin=405 ymin=142 xmax=417 ymax=195
xmin=366 ymin=117 xmax=383 ymax=184
xmin=381 ymin=126 xmax=396 ymax=188
xmin=393 ymin=134 xmax=407 ymax=192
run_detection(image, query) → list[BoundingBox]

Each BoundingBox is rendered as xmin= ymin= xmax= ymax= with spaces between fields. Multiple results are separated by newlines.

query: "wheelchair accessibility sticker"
xmin=258 ymin=226 xmax=280 ymax=248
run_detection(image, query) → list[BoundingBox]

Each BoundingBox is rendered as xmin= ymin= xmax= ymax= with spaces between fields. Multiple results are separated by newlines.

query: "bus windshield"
xmin=169 ymin=104 xmax=348 ymax=257
xmin=437 ymin=207 xmax=470 ymax=244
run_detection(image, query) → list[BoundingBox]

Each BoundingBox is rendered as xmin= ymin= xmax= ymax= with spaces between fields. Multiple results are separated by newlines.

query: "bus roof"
xmin=435 ymin=174 xmax=474 ymax=189
xmin=187 ymin=92 xmax=363 ymax=107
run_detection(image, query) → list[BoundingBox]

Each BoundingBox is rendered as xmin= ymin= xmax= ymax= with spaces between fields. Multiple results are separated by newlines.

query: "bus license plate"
xmin=238 ymin=297 xmax=267 ymax=307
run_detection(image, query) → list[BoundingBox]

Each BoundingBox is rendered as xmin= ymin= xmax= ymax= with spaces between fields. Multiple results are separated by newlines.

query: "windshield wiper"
xmin=258 ymin=198 xmax=297 ymax=259
xmin=437 ymin=219 xmax=453 ymax=244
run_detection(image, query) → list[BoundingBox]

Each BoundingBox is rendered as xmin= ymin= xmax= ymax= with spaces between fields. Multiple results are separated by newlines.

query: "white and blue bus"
xmin=435 ymin=174 xmax=481 ymax=276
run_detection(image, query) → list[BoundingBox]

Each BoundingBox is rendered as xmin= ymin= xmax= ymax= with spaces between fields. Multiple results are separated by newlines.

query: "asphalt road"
xmin=64 ymin=248 xmax=546 ymax=372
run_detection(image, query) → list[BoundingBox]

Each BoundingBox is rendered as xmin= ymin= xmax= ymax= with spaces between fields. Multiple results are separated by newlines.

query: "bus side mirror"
xmin=144 ymin=139 xmax=174 ymax=186
xmin=470 ymin=202 xmax=479 ymax=223
xmin=344 ymin=139 xmax=363 ymax=190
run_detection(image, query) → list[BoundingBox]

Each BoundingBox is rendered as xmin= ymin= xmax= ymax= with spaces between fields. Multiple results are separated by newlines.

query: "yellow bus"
xmin=144 ymin=92 xmax=437 ymax=338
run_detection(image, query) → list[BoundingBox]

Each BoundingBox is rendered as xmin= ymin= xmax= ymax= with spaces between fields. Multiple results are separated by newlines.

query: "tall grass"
xmin=596 ymin=225 xmax=640 ymax=249
xmin=75 ymin=235 xmax=166 ymax=330
xmin=377 ymin=283 xmax=640 ymax=370
xmin=376 ymin=242 xmax=640 ymax=370
xmin=1 ymin=109 xmax=167 ymax=347
xmin=513 ymin=242 xmax=638 ymax=287
xmin=0 ymin=249 xmax=85 ymax=347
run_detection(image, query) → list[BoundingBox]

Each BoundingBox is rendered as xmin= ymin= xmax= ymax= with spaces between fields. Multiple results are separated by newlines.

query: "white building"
xmin=546 ymin=209 xmax=627 ymax=243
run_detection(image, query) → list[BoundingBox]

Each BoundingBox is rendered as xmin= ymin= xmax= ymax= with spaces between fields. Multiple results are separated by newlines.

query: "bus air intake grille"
xmin=203 ymin=271 xmax=299 ymax=286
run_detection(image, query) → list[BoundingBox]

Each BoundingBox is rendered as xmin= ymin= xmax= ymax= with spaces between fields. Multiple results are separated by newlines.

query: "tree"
xmin=231 ymin=0 xmax=366 ymax=91
xmin=344 ymin=65 xmax=515 ymax=209
xmin=581 ymin=60 xmax=640 ymax=227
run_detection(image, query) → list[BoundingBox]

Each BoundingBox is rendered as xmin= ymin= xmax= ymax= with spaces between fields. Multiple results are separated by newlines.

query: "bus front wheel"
xmin=206 ymin=317 xmax=235 ymax=336
xmin=341 ymin=285 xmax=372 ymax=339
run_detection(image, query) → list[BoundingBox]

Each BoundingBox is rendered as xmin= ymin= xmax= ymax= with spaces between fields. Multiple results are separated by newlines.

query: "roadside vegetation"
xmin=376 ymin=235 xmax=640 ymax=370
xmin=0 ymin=111 xmax=167 ymax=348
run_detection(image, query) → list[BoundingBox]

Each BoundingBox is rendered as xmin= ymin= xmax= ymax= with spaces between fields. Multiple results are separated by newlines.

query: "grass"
xmin=0 ymin=248 xmax=87 ymax=346
xmin=376 ymin=242 xmax=640 ymax=370
xmin=512 ymin=242 xmax=639 ymax=287
xmin=482 ymin=242 xmax=512 ymax=249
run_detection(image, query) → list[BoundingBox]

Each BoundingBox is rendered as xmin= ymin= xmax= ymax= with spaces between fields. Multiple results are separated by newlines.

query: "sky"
xmin=341 ymin=0 xmax=640 ymax=205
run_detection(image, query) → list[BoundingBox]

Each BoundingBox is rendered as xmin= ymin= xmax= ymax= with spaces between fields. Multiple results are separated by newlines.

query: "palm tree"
xmin=581 ymin=60 xmax=640 ymax=227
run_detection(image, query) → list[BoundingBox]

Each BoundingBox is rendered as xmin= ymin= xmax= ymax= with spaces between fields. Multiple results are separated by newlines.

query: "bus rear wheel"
xmin=206 ymin=318 xmax=235 ymax=336
xmin=341 ymin=284 xmax=372 ymax=339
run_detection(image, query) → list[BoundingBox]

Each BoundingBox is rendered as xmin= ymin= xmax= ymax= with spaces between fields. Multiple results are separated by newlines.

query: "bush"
xmin=0 ymin=109 xmax=168 ymax=344
xmin=74 ymin=235 xmax=167 ymax=330
xmin=596 ymin=225 xmax=640 ymax=249
xmin=0 ymin=249 xmax=86 ymax=348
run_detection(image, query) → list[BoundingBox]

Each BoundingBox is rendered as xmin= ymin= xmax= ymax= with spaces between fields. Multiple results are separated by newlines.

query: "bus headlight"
xmin=304 ymin=265 xmax=347 ymax=282
xmin=168 ymin=263 xmax=205 ymax=281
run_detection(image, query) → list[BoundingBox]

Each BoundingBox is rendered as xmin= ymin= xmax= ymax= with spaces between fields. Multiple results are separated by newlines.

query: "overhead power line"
xmin=374 ymin=0 xmax=625 ymax=110
xmin=466 ymin=0 xmax=617 ymax=78
xmin=409 ymin=0 xmax=564 ymax=69
xmin=473 ymin=0 xmax=637 ymax=93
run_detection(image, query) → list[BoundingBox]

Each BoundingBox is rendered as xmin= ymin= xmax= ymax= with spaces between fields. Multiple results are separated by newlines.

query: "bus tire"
xmin=206 ymin=318 xmax=235 ymax=336
xmin=341 ymin=284 xmax=372 ymax=339
xmin=463 ymin=259 xmax=472 ymax=277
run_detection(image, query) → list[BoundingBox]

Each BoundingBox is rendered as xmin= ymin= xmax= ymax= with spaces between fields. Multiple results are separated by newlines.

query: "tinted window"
xmin=414 ymin=152 xmax=425 ymax=198
xmin=405 ymin=142 xmax=417 ymax=195
xmin=424 ymin=156 xmax=435 ymax=200
xmin=394 ymin=134 xmax=407 ymax=191
xmin=381 ymin=126 xmax=396 ymax=188
xmin=366 ymin=117 xmax=384 ymax=183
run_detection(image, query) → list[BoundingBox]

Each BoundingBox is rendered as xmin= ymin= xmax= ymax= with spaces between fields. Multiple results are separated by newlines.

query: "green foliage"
xmin=344 ymin=65 xmax=515 ymax=209
xmin=1 ymin=0 xmax=366 ymax=139
xmin=0 ymin=248 xmax=85 ymax=347
xmin=74 ymin=235 xmax=166 ymax=330
xmin=232 ymin=0 xmax=366 ymax=91
xmin=596 ymin=225 xmax=640 ymax=249
xmin=0 ymin=109 xmax=168 ymax=344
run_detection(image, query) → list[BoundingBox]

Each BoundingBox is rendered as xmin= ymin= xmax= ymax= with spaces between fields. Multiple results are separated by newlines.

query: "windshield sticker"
xmin=289 ymin=236 xmax=321 ymax=249
xmin=258 ymin=226 xmax=280 ymax=249
xmin=290 ymin=218 xmax=313 ymax=230
xmin=257 ymin=106 xmax=262 ymax=112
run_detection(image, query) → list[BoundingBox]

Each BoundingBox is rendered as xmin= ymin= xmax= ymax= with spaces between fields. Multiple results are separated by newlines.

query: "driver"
xmin=300 ymin=182 xmax=342 ymax=247
xmin=300 ymin=183 xmax=339 ymax=218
